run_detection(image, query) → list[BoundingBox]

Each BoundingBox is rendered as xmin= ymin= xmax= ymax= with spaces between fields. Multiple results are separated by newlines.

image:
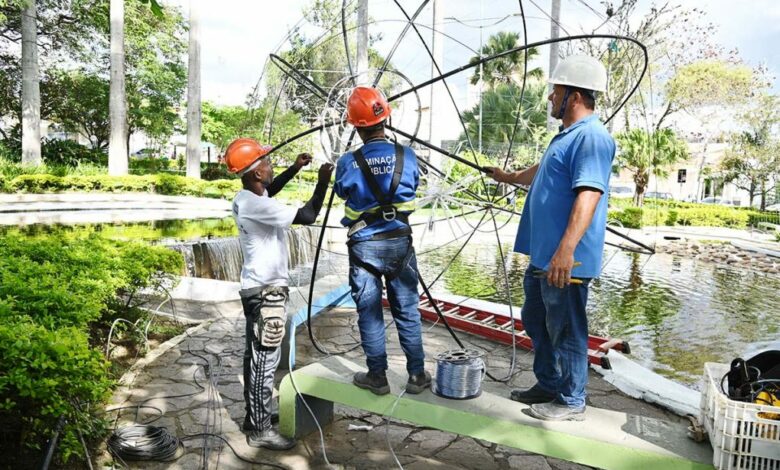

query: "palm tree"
xmin=185 ymin=0 xmax=201 ymax=179
xmin=21 ymin=0 xmax=41 ymax=165
xmin=108 ymin=0 xmax=128 ymax=176
xmin=459 ymin=80 xmax=549 ymax=154
xmin=614 ymin=128 xmax=689 ymax=206
xmin=469 ymin=31 xmax=543 ymax=89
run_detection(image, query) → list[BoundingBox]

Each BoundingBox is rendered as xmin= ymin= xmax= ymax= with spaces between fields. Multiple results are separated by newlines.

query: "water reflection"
xmin=417 ymin=244 xmax=780 ymax=389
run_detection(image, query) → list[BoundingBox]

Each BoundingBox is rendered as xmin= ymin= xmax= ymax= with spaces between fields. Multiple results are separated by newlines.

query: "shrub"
xmin=0 ymin=233 xmax=182 ymax=463
xmin=675 ymin=207 xmax=748 ymax=228
xmin=2 ymin=173 xmax=241 ymax=199
xmin=666 ymin=209 xmax=678 ymax=226
xmin=747 ymin=211 xmax=780 ymax=227
xmin=0 ymin=314 xmax=112 ymax=463
xmin=41 ymin=139 xmax=105 ymax=167
xmin=612 ymin=207 xmax=643 ymax=228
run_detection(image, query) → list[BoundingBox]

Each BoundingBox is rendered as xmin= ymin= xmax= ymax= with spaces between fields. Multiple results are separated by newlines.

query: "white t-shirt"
xmin=232 ymin=189 xmax=297 ymax=289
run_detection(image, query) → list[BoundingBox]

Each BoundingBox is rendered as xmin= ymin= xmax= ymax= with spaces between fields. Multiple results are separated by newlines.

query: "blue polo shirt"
xmin=514 ymin=114 xmax=615 ymax=278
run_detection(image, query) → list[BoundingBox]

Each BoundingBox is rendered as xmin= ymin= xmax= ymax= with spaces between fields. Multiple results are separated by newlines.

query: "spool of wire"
xmin=432 ymin=349 xmax=485 ymax=399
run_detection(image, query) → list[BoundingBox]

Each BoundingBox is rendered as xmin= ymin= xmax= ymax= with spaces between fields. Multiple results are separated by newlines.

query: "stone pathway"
xmin=98 ymin=295 xmax=687 ymax=470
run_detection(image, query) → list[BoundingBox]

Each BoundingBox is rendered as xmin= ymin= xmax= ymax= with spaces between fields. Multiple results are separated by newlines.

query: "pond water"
xmin=415 ymin=242 xmax=780 ymax=390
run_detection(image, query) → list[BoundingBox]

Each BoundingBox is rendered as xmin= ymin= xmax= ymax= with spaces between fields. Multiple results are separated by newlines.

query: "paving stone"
xmin=547 ymin=456 xmax=594 ymax=469
xmin=436 ymin=437 xmax=499 ymax=470
xmin=495 ymin=444 xmax=534 ymax=456
xmin=509 ymin=455 xmax=553 ymax=470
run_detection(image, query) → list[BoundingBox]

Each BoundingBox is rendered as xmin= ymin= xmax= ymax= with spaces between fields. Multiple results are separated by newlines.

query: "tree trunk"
xmin=748 ymin=180 xmax=756 ymax=207
xmin=21 ymin=0 xmax=42 ymax=166
xmin=109 ymin=0 xmax=128 ymax=175
xmin=634 ymin=171 xmax=648 ymax=207
xmin=185 ymin=0 xmax=201 ymax=179
xmin=760 ymin=180 xmax=766 ymax=211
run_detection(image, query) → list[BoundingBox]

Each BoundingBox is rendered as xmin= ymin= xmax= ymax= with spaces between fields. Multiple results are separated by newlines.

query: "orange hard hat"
xmin=224 ymin=138 xmax=273 ymax=174
xmin=346 ymin=86 xmax=391 ymax=128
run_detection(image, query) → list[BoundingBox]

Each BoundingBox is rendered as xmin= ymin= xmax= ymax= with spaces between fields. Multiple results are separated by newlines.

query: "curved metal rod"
xmin=269 ymin=54 xmax=332 ymax=105
xmin=392 ymin=0 xmax=492 ymax=196
xmin=341 ymin=0 xmax=356 ymax=87
xmin=265 ymin=74 xmax=289 ymax=142
xmin=265 ymin=120 xmax=339 ymax=158
xmin=371 ymin=0 xmax=431 ymax=87
xmin=499 ymin=0 xmax=530 ymax=174
xmin=388 ymin=33 xmax=649 ymax=126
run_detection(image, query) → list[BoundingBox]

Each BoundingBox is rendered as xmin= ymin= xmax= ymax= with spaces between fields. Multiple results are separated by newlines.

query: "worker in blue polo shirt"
xmin=488 ymin=55 xmax=616 ymax=421
xmin=334 ymin=86 xmax=430 ymax=395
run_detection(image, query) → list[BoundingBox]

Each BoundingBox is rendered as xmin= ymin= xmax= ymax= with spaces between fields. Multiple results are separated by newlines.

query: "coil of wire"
xmin=107 ymin=424 xmax=183 ymax=462
xmin=432 ymin=349 xmax=486 ymax=399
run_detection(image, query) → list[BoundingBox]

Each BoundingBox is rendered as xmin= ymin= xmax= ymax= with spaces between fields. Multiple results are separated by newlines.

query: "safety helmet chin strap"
xmin=556 ymin=87 xmax=572 ymax=120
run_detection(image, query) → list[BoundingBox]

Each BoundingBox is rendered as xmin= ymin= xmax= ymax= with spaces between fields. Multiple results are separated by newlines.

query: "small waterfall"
xmin=169 ymin=225 xmax=326 ymax=282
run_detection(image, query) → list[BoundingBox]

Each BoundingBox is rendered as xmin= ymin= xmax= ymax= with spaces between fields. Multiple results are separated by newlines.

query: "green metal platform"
xmin=279 ymin=356 xmax=714 ymax=470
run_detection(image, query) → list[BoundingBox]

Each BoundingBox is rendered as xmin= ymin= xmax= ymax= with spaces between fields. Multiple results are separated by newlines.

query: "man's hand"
xmin=295 ymin=153 xmax=313 ymax=169
xmin=317 ymin=163 xmax=334 ymax=183
xmin=485 ymin=166 xmax=512 ymax=184
xmin=547 ymin=247 xmax=575 ymax=289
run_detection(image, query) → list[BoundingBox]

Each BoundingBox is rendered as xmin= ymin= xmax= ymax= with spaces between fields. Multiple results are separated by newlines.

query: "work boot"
xmin=353 ymin=371 xmax=390 ymax=395
xmin=509 ymin=384 xmax=557 ymax=404
xmin=528 ymin=401 xmax=586 ymax=421
xmin=246 ymin=427 xmax=297 ymax=450
xmin=406 ymin=370 xmax=432 ymax=394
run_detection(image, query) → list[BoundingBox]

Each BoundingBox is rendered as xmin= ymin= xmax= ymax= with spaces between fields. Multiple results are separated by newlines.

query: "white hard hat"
xmin=549 ymin=54 xmax=607 ymax=93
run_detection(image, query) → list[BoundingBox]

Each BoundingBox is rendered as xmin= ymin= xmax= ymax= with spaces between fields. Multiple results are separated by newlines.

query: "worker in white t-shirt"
xmin=224 ymin=138 xmax=333 ymax=450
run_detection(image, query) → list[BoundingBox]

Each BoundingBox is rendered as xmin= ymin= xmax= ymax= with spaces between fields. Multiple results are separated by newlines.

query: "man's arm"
xmin=292 ymin=163 xmax=334 ymax=225
xmin=486 ymin=164 xmax=539 ymax=186
xmin=267 ymin=153 xmax=312 ymax=197
xmin=546 ymin=187 xmax=602 ymax=288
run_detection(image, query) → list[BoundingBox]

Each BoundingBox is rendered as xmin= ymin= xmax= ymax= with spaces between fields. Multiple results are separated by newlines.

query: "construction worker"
xmin=334 ymin=86 xmax=430 ymax=395
xmin=487 ymin=55 xmax=615 ymax=421
xmin=225 ymin=138 xmax=333 ymax=449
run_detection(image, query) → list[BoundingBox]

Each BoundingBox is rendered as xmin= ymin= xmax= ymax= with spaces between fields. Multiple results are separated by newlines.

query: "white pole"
xmin=21 ymin=0 xmax=41 ymax=166
xmin=429 ymin=0 xmax=444 ymax=169
xmin=547 ymin=0 xmax=561 ymax=132
xmin=356 ymin=0 xmax=369 ymax=84
xmin=108 ymin=0 xmax=128 ymax=175
xmin=186 ymin=0 xmax=202 ymax=179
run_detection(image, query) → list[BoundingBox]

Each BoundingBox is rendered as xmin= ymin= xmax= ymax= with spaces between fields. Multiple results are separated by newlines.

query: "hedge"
xmin=0 ymin=172 xmax=242 ymax=199
xmin=0 ymin=233 xmax=182 ymax=463
xmin=609 ymin=205 xmax=757 ymax=229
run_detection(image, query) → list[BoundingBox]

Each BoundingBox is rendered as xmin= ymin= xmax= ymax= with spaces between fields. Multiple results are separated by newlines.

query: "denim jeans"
xmin=522 ymin=265 xmax=591 ymax=408
xmin=348 ymin=236 xmax=425 ymax=375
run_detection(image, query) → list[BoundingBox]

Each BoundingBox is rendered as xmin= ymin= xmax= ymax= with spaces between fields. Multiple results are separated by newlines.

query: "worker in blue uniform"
xmin=488 ymin=55 xmax=616 ymax=421
xmin=334 ymin=86 xmax=431 ymax=395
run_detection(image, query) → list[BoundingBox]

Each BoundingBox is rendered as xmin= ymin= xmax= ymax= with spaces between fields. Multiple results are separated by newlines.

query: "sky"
xmin=167 ymin=0 xmax=780 ymax=105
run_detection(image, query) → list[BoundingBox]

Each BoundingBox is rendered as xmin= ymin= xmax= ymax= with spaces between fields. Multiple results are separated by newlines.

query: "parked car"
xmin=645 ymin=191 xmax=673 ymax=200
xmin=130 ymin=148 xmax=157 ymax=159
xmin=700 ymin=197 xmax=737 ymax=206
xmin=764 ymin=203 xmax=780 ymax=211
xmin=609 ymin=186 xmax=634 ymax=199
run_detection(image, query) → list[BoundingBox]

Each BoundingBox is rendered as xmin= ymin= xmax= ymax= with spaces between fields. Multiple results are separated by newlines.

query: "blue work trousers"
xmin=522 ymin=265 xmax=592 ymax=408
xmin=348 ymin=236 xmax=425 ymax=376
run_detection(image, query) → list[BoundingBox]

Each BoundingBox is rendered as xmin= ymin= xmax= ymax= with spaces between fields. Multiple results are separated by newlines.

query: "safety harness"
xmin=347 ymin=142 xmax=415 ymax=281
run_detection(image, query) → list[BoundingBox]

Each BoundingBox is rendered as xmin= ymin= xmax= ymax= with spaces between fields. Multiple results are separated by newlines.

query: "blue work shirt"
xmin=514 ymin=114 xmax=615 ymax=278
xmin=334 ymin=138 xmax=419 ymax=241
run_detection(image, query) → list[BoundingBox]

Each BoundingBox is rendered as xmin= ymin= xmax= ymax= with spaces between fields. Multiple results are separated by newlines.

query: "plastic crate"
xmin=701 ymin=362 xmax=780 ymax=470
